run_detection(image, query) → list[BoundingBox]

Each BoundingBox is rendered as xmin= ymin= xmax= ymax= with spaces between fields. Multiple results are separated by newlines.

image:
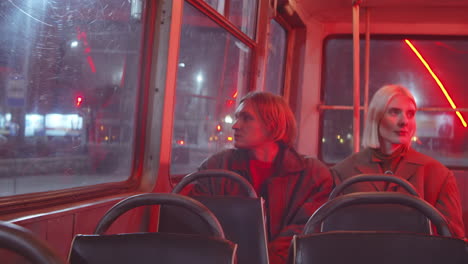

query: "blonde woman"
xmin=331 ymin=84 xmax=465 ymax=238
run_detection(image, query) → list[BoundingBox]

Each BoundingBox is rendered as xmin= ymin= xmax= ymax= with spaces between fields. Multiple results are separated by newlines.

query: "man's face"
xmin=232 ymin=102 xmax=271 ymax=149
xmin=379 ymin=95 xmax=416 ymax=149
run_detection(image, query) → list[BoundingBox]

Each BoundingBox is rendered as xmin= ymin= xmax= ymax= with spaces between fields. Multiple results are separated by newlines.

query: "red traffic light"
xmin=75 ymin=96 xmax=84 ymax=107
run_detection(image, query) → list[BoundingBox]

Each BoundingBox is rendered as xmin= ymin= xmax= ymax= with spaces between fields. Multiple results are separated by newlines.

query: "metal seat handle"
xmin=94 ymin=193 xmax=226 ymax=238
xmin=0 ymin=221 xmax=64 ymax=264
xmin=330 ymin=174 xmax=420 ymax=199
xmin=173 ymin=169 xmax=257 ymax=198
xmin=303 ymin=192 xmax=451 ymax=237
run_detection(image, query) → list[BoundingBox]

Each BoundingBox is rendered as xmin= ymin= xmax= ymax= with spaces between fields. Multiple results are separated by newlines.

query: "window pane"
xmin=202 ymin=0 xmax=258 ymax=38
xmin=322 ymin=36 xmax=468 ymax=166
xmin=0 ymin=0 xmax=144 ymax=196
xmin=324 ymin=36 xmax=468 ymax=108
xmin=368 ymin=38 xmax=468 ymax=109
xmin=170 ymin=2 xmax=251 ymax=176
xmin=321 ymin=110 xmax=362 ymax=164
xmin=264 ymin=19 xmax=287 ymax=95
xmin=321 ymin=109 xmax=468 ymax=167
xmin=413 ymin=111 xmax=468 ymax=167
xmin=323 ymin=37 xmax=355 ymax=106
xmin=203 ymin=0 xmax=225 ymax=14
xmin=227 ymin=0 xmax=258 ymax=38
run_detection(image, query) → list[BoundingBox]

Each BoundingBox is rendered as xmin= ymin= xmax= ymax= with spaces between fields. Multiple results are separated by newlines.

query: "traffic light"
xmin=75 ymin=95 xmax=84 ymax=107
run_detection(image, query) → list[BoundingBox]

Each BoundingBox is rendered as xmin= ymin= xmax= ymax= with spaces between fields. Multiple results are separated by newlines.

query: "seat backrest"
xmin=305 ymin=192 xmax=450 ymax=236
xmin=159 ymin=169 xmax=269 ymax=264
xmin=321 ymin=203 xmax=431 ymax=233
xmin=159 ymin=196 xmax=268 ymax=264
xmin=288 ymin=231 xmax=468 ymax=264
xmin=0 ymin=221 xmax=64 ymax=264
xmin=69 ymin=193 xmax=237 ymax=264
xmin=324 ymin=174 xmax=430 ymax=233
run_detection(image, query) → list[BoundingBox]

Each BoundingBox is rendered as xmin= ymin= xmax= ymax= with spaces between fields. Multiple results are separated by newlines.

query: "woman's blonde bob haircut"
xmin=239 ymin=91 xmax=297 ymax=146
xmin=362 ymin=84 xmax=417 ymax=149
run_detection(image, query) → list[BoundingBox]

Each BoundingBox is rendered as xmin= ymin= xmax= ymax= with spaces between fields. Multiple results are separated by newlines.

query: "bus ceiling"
xmin=282 ymin=0 xmax=468 ymax=24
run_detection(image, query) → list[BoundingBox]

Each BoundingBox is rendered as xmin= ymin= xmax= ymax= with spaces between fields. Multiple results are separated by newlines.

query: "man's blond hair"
xmin=240 ymin=92 xmax=297 ymax=146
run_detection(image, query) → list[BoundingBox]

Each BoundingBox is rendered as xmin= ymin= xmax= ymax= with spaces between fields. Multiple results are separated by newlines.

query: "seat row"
xmin=1 ymin=170 xmax=467 ymax=263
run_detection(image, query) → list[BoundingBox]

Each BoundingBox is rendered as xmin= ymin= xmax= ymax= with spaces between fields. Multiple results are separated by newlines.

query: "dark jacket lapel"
xmin=353 ymin=149 xmax=386 ymax=191
xmin=353 ymin=148 xmax=426 ymax=193
xmin=389 ymin=148 xmax=425 ymax=194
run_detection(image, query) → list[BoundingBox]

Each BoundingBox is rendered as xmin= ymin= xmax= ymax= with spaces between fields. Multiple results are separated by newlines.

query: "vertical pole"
xmin=254 ymin=0 xmax=272 ymax=93
xmin=352 ymin=0 xmax=361 ymax=152
xmin=364 ymin=8 xmax=370 ymax=123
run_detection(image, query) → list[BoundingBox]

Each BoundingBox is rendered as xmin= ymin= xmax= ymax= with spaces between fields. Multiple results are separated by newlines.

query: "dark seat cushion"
xmin=289 ymin=231 xmax=468 ymax=264
xmin=69 ymin=232 xmax=236 ymax=264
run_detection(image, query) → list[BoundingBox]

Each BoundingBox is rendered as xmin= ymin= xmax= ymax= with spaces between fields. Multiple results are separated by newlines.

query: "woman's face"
xmin=379 ymin=95 xmax=416 ymax=151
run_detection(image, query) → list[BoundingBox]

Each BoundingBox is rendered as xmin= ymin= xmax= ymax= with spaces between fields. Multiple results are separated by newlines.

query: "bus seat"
xmin=69 ymin=193 xmax=237 ymax=264
xmin=288 ymin=231 xmax=468 ymax=264
xmin=287 ymin=192 xmax=468 ymax=264
xmin=324 ymin=174 xmax=430 ymax=233
xmin=159 ymin=169 xmax=269 ymax=264
xmin=0 ymin=220 xmax=65 ymax=264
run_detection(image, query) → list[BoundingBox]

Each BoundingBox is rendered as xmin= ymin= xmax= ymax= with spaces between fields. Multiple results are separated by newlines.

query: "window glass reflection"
xmin=0 ymin=0 xmax=144 ymax=196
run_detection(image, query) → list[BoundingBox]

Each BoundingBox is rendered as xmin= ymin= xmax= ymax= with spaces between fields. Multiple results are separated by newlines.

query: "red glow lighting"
xmin=216 ymin=125 xmax=222 ymax=132
xmin=404 ymin=39 xmax=467 ymax=127
xmin=76 ymin=96 xmax=83 ymax=107
xmin=86 ymin=56 xmax=96 ymax=73
xmin=177 ymin=140 xmax=185 ymax=145
xmin=232 ymin=91 xmax=238 ymax=98
xmin=77 ymin=28 xmax=96 ymax=74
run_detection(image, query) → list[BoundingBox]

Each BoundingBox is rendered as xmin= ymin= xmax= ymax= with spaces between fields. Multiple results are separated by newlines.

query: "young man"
xmin=184 ymin=92 xmax=333 ymax=264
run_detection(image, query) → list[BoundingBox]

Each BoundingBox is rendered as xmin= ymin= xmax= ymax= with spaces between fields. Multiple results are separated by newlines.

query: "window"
xmin=202 ymin=0 xmax=258 ymax=38
xmin=0 ymin=0 xmax=146 ymax=196
xmin=321 ymin=36 xmax=468 ymax=167
xmin=264 ymin=19 xmax=287 ymax=95
xmin=170 ymin=2 xmax=253 ymax=177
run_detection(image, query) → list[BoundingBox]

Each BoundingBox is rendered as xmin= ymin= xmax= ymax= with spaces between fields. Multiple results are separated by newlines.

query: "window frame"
xmin=186 ymin=0 xmax=265 ymax=92
xmin=167 ymin=0 xmax=272 ymax=182
xmin=271 ymin=5 xmax=307 ymax=150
